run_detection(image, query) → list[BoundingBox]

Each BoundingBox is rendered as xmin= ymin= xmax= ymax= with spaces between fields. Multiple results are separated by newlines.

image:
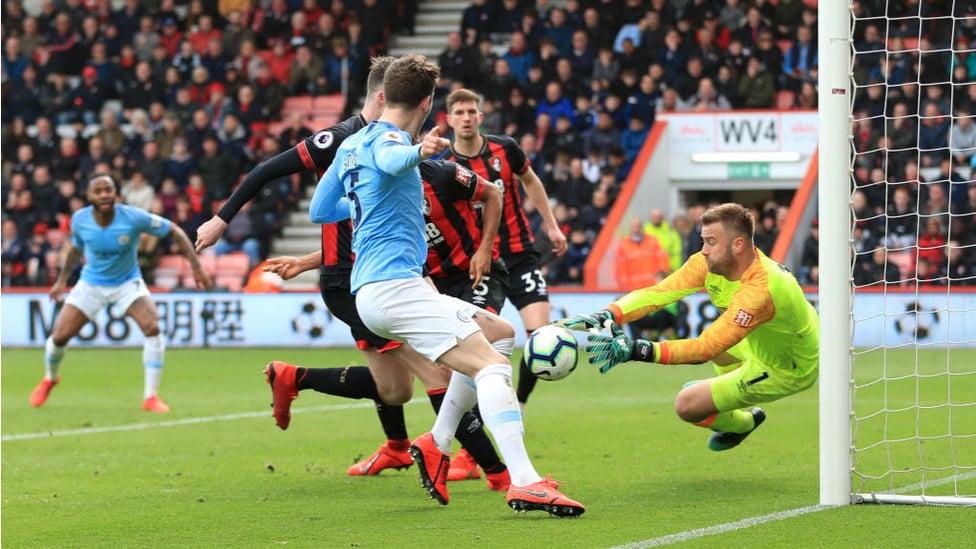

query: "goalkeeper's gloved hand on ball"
xmin=585 ymin=323 xmax=656 ymax=374
xmin=555 ymin=309 xmax=617 ymax=333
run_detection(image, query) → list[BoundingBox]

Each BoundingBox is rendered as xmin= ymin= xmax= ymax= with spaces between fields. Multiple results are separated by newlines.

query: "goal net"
xmin=834 ymin=0 xmax=976 ymax=505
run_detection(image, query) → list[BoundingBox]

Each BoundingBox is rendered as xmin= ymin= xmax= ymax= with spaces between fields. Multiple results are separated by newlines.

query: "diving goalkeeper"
xmin=559 ymin=203 xmax=819 ymax=451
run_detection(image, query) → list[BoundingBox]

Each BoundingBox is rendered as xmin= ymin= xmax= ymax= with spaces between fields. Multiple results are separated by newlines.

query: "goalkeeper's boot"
xmin=30 ymin=376 xmax=60 ymax=407
xmin=485 ymin=468 xmax=512 ymax=492
xmin=409 ymin=433 xmax=450 ymax=505
xmin=347 ymin=439 xmax=413 ymax=476
xmin=708 ymin=407 xmax=766 ymax=451
xmin=264 ymin=361 xmax=299 ymax=430
xmin=142 ymin=395 xmax=171 ymax=413
xmin=507 ymin=475 xmax=585 ymax=517
xmin=447 ymin=448 xmax=482 ymax=481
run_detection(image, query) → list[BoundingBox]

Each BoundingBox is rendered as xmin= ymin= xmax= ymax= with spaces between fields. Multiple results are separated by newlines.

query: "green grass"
xmin=2 ymin=347 xmax=974 ymax=548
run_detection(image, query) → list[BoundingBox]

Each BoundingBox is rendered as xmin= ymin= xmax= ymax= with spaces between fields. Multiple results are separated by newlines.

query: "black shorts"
xmin=319 ymin=272 xmax=400 ymax=352
xmin=430 ymin=259 xmax=510 ymax=313
xmin=503 ymin=250 xmax=549 ymax=310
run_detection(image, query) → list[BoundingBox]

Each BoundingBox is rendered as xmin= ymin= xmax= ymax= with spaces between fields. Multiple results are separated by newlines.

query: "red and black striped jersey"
xmin=420 ymin=159 xmax=495 ymax=278
xmin=447 ymin=134 xmax=534 ymax=257
xmin=295 ymin=114 xmax=367 ymax=277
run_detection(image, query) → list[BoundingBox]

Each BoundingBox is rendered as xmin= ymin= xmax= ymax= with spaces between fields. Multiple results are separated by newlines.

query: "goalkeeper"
xmin=559 ymin=203 xmax=819 ymax=451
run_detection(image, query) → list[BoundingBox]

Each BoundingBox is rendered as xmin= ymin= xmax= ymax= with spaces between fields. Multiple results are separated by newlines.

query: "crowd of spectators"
xmin=1 ymin=0 xmax=418 ymax=287
xmin=2 ymin=0 xmax=975 ymax=291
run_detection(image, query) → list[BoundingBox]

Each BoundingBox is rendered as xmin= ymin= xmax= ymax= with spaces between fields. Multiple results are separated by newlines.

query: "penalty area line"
xmin=2 ymin=398 xmax=427 ymax=442
xmin=606 ymin=504 xmax=830 ymax=549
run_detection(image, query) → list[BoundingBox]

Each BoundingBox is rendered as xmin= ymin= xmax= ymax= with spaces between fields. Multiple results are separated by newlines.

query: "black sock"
xmin=296 ymin=366 xmax=379 ymax=401
xmin=427 ymin=389 xmax=505 ymax=473
xmin=374 ymin=401 xmax=408 ymax=442
xmin=515 ymin=354 xmax=538 ymax=405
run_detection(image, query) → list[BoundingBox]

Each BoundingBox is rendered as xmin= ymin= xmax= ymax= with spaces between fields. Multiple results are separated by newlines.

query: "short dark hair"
xmin=383 ymin=54 xmax=440 ymax=109
xmin=701 ymin=203 xmax=755 ymax=241
xmin=446 ymin=88 xmax=482 ymax=112
xmin=87 ymin=173 xmax=117 ymax=190
xmin=366 ymin=56 xmax=395 ymax=97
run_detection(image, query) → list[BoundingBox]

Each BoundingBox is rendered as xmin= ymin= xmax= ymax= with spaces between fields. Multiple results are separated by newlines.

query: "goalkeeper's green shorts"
xmin=708 ymin=351 xmax=819 ymax=413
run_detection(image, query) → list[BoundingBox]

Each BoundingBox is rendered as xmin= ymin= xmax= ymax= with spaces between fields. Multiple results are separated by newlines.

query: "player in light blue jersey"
xmin=30 ymin=174 xmax=213 ymax=412
xmin=310 ymin=54 xmax=584 ymax=517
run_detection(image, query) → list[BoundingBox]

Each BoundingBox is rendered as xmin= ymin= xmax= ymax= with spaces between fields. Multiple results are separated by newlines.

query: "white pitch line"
xmin=2 ymin=398 xmax=426 ymax=442
xmin=608 ymin=471 xmax=976 ymax=549
xmin=606 ymin=504 xmax=831 ymax=549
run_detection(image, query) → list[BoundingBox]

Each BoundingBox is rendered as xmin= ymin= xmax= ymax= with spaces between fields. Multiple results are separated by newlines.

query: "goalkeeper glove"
xmin=585 ymin=323 xmax=657 ymax=374
xmin=555 ymin=309 xmax=617 ymax=333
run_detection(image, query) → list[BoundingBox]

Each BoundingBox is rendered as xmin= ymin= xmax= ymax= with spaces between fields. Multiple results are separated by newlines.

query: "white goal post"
xmin=819 ymin=0 xmax=976 ymax=506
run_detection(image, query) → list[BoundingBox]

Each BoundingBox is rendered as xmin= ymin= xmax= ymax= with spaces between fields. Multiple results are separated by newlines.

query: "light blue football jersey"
xmin=310 ymin=120 xmax=427 ymax=293
xmin=70 ymin=204 xmax=171 ymax=286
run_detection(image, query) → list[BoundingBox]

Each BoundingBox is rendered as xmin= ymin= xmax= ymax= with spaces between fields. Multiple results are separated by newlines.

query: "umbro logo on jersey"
xmin=732 ymin=309 xmax=754 ymax=327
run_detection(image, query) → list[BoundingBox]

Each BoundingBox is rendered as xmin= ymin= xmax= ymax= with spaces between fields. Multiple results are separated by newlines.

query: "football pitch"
xmin=2 ymin=347 xmax=973 ymax=548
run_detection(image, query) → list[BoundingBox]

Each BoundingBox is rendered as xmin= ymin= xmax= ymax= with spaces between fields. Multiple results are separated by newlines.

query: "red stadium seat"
xmin=216 ymin=253 xmax=251 ymax=277
xmin=216 ymin=274 xmax=245 ymax=292
xmin=313 ymin=94 xmax=345 ymax=115
xmin=282 ymin=95 xmax=313 ymax=117
xmin=158 ymin=254 xmax=189 ymax=275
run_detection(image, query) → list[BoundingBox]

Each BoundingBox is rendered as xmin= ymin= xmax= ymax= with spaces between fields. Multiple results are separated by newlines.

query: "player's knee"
xmin=50 ymin=331 xmax=72 ymax=347
xmin=674 ymin=389 xmax=706 ymax=423
xmin=377 ymin=383 xmax=412 ymax=405
xmin=140 ymin=322 xmax=161 ymax=337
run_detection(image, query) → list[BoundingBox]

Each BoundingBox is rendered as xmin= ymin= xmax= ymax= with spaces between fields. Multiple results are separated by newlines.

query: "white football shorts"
xmin=65 ymin=278 xmax=152 ymax=320
xmin=356 ymin=277 xmax=482 ymax=362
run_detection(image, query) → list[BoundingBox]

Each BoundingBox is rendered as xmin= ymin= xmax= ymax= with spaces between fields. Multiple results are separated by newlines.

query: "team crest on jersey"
xmin=385 ymin=131 xmax=404 ymax=143
xmin=489 ymin=156 xmax=502 ymax=172
xmin=732 ymin=309 xmax=754 ymax=327
xmin=312 ymin=130 xmax=334 ymax=149
xmin=118 ymin=234 xmax=130 ymax=246
xmin=455 ymin=166 xmax=474 ymax=187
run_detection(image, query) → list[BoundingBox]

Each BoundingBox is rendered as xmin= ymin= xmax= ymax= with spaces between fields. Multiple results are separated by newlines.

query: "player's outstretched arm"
xmin=264 ymin=250 xmax=322 ymax=281
xmin=196 ymin=148 xmax=307 ymax=252
xmin=170 ymin=224 xmax=214 ymax=290
xmin=49 ymin=244 xmax=82 ymax=304
xmin=516 ymin=168 xmax=567 ymax=256
xmin=469 ymin=177 xmax=502 ymax=287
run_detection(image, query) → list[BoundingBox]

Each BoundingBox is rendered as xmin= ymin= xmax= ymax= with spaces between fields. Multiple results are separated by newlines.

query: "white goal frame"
xmin=818 ymin=0 xmax=976 ymax=507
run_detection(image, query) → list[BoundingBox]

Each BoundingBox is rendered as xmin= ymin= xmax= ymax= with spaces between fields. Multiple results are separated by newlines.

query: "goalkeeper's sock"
xmin=374 ymin=401 xmax=408 ymax=442
xmin=696 ymin=409 xmax=756 ymax=434
xmin=44 ymin=336 xmax=66 ymax=380
xmin=297 ymin=366 xmax=380 ymax=400
xmin=515 ymin=353 xmax=538 ymax=405
xmin=474 ymin=363 xmax=540 ymax=487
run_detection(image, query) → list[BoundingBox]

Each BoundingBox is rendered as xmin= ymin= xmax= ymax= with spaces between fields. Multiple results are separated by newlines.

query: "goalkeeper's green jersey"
xmin=607 ymin=249 xmax=819 ymax=375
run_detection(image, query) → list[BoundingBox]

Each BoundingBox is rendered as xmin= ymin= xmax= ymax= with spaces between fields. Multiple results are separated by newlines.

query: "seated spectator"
xmin=322 ymin=36 xmax=360 ymax=96
xmin=288 ymin=44 xmax=325 ymax=95
xmin=917 ymin=217 xmax=947 ymax=270
xmin=185 ymin=173 xmax=213 ymax=220
xmin=949 ymin=106 xmax=976 ymax=168
xmin=120 ymin=170 xmax=155 ymax=211
xmin=799 ymin=218 xmax=819 ymax=284
xmin=686 ymin=77 xmax=733 ymax=111
xmin=164 ymin=139 xmax=197 ymax=188
xmin=214 ymin=200 xmax=266 ymax=267
xmin=946 ymin=240 xmax=976 ymax=284
xmin=738 ymin=56 xmax=776 ymax=108
xmin=620 ymin=116 xmax=648 ymax=163
xmin=577 ymin=186 xmax=611 ymax=241
xmin=197 ymin=136 xmax=239 ymax=200
xmin=616 ymin=218 xmax=670 ymax=289
xmin=1 ymin=219 xmax=28 ymax=286
xmin=582 ymin=111 xmax=621 ymax=159
xmin=782 ymin=24 xmax=817 ymax=92
xmin=854 ymin=247 xmax=903 ymax=287
xmin=558 ymin=225 xmax=592 ymax=285
xmin=157 ymin=177 xmax=182 ymax=219
xmin=885 ymin=185 xmax=919 ymax=249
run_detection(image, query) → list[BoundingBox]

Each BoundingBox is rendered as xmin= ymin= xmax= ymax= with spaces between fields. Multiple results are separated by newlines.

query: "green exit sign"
xmin=728 ymin=162 xmax=771 ymax=179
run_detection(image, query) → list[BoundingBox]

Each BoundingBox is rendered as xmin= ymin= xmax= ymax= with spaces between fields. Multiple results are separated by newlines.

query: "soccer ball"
xmin=523 ymin=325 xmax=579 ymax=381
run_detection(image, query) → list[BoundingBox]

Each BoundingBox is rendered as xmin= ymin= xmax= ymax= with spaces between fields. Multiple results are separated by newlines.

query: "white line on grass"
xmin=608 ymin=471 xmax=976 ymax=548
xmin=606 ymin=504 xmax=830 ymax=549
xmin=2 ymin=398 xmax=426 ymax=442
